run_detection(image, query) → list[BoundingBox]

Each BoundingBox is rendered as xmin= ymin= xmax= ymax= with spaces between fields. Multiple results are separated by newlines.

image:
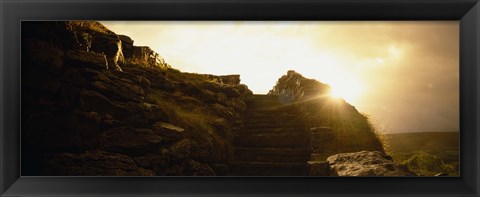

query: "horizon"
xmin=101 ymin=21 xmax=459 ymax=133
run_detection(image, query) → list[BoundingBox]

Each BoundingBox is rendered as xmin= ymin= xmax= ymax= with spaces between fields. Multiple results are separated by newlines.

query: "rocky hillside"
xmin=21 ymin=21 xmax=405 ymax=176
xmin=268 ymin=71 xmax=385 ymax=161
xmin=21 ymin=21 xmax=252 ymax=176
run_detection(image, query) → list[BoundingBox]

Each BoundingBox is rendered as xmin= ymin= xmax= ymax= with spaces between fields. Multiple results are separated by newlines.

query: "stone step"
xmin=252 ymin=94 xmax=279 ymax=100
xmin=229 ymin=162 xmax=308 ymax=176
xmin=236 ymin=127 xmax=307 ymax=135
xmin=233 ymin=147 xmax=310 ymax=163
xmin=244 ymin=106 xmax=298 ymax=114
xmin=234 ymin=133 xmax=309 ymax=148
xmin=243 ymin=122 xmax=304 ymax=129
xmin=246 ymin=103 xmax=283 ymax=109
xmin=243 ymin=114 xmax=300 ymax=121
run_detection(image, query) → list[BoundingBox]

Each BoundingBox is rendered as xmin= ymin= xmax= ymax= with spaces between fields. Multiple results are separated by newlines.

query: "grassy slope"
xmin=385 ymin=132 xmax=459 ymax=176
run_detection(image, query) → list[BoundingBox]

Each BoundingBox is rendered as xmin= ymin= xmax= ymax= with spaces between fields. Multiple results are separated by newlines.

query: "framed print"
xmin=1 ymin=0 xmax=479 ymax=196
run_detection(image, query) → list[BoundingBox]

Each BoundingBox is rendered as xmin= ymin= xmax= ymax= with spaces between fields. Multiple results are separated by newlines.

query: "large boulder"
xmin=326 ymin=151 xmax=416 ymax=176
xmin=42 ymin=151 xmax=139 ymax=176
xmin=91 ymin=33 xmax=125 ymax=71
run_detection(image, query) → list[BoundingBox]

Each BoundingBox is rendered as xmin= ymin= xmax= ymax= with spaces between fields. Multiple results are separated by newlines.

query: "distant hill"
xmin=386 ymin=132 xmax=459 ymax=152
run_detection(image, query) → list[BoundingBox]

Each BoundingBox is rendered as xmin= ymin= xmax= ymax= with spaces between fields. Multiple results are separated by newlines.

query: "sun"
xmin=327 ymin=81 xmax=364 ymax=104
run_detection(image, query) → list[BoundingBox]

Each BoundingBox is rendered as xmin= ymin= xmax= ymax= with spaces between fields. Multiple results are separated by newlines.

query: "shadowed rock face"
xmin=21 ymin=21 xmax=252 ymax=176
xmin=326 ymin=151 xmax=416 ymax=176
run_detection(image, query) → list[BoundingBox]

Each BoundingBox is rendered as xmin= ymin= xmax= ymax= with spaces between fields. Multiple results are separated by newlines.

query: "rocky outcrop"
xmin=325 ymin=151 xmax=416 ymax=176
xmin=268 ymin=71 xmax=385 ymax=164
xmin=268 ymin=70 xmax=331 ymax=103
xmin=21 ymin=21 xmax=252 ymax=176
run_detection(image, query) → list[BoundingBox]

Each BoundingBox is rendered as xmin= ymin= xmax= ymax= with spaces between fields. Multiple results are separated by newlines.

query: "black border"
xmin=1 ymin=0 xmax=479 ymax=196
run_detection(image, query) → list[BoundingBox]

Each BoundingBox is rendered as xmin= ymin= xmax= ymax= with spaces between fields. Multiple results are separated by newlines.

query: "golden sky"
xmin=101 ymin=21 xmax=459 ymax=133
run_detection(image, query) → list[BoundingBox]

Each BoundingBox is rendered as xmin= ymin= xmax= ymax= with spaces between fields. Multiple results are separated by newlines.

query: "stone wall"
xmin=21 ymin=21 xmax=252 ymax=176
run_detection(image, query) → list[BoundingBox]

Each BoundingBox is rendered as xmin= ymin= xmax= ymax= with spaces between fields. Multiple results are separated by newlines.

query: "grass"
xmin=390 ymin=150 xmax=459 ymax=176
xmin=307 ymin=97 xmax=386 ymax=157
xmin=386 ymin=132 xmax=459 ymax=176
xmin=146 ymin=90 xmax=216 ymax=135
xmin=146 ymin=89 xmax=235 ymax=163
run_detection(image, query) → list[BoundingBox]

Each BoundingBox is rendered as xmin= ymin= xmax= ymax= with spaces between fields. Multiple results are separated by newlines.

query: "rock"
xmin=78 ymin=89 xmax=134 ymax=120
xmin=42 ymin=151 xmax=139 ymax=176
xmin=210 ymin=118 xmax=231 ymax=138
xmin=91 ymin=33 xmax=124 ymax=71
xmin=89 ymin=70 xmax=146 ymax=102
xmin=118 ymin=35 xmax=134 ymax=58
xmin=200 ymin=89 xmax=217 ymax=104
xmin=268 ymin=70 xmax=330 ymax=101
xmin=308 ymin=161 xmax=330 ymax=176
xmin=222 ymin=87 xmax=241 ymax=98
xmin=229 ymin=98 xmax=247 ymax=112
xmin=152 ymin=122 xmax=185 ymax=142
xmin=143 ymin=103 xmax=168 ymax=123
xmin=210 ymin=103 xmax=234 ymax=119
xmin=130 ymin=46 xmax=166 ymax=68
xmin=102 ymin=127 xmax=163 ymax=156
xmin=198 ymin=81 xmax=221 ymax=92
xmin=169 ymin=139 xmax=191 ymax=159
xmin=185 ymin=160 xmax=215 ymax=176
xmin=219 ymin=75 xmax=240 ymax=85
xmin=216 ymin=93 xmax=228 ymax=105
xmin=138 ymin=76 xmax=151 ymax=94
xmin=326 ymin=151 xmax=416 ymax=176
xmin=101 ymin=113 xmax=123 ymax=130
xmin=90 ymin=80 xmax=144 ymax=102
xmin=435 ymin=172 xmax=449 ymax=176
xmin=65 ymin=49 xmax=108 ymax=69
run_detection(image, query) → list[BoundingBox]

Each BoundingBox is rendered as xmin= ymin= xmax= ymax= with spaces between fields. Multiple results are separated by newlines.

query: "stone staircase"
xmin=229 ymin=94 xmax=310 ymax=176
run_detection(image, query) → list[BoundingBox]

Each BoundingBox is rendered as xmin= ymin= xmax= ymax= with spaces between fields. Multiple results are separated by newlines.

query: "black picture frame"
xmin=1 ymin=0 xmax=479 ymax=196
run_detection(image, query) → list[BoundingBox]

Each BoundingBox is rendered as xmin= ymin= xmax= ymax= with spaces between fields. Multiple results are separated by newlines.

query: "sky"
xmin=101 ymin=21 xmax=459 ymax=133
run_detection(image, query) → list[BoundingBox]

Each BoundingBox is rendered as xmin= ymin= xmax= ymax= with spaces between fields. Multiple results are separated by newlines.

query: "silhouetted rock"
xmin=326 ymin=151 xmax=416 ymax=176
